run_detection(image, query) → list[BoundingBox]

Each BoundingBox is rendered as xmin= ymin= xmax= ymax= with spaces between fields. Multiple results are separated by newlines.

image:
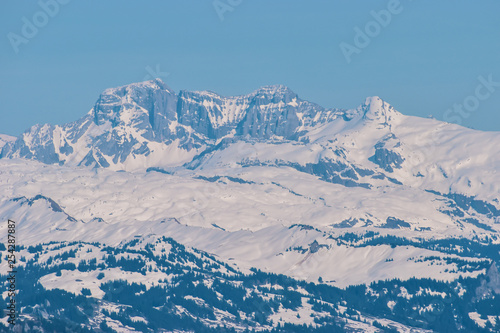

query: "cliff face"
xmin=1 ymin=80 xmax=345 ymax=169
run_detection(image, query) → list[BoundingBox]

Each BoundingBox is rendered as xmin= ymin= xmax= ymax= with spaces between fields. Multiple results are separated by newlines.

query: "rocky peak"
xmin=249 ymin=85 xmax=298 ymax=105
xmin=360 ymin=96 xmax=401 ymax=124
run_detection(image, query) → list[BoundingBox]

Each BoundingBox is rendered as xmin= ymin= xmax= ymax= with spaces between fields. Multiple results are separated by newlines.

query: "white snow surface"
xmin=0 ymin=158 xmax=494 ymax=288
xmin=0 ymin=134 xmax=15 ymax=149
xmin=0 ymin=80 xmax=499 ymax=288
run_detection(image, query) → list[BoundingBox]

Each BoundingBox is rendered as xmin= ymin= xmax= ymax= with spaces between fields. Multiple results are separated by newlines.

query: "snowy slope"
xmin=3 ymin=80 xmax=499 ymax=202
xmin=1 ymin=80 xmax=500 ymax=331
xmin=0 ymin=80 xmax=499 ymax=286
xmin=0 ymin=158 xmax=497 ymax=288
xmin=0 ymin=134 xmax=15 ymax=149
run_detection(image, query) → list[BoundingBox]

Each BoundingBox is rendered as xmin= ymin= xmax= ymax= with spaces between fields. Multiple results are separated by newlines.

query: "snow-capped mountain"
xmin=0 ymin=79 xmax=342 ymax=170
xmin=3 ymin=79 xmax=500 ymax=200
xmin=2 ymin=79 xmax=499 ymax=236
xmin=1 ymin=79 xmax=500 ymax=331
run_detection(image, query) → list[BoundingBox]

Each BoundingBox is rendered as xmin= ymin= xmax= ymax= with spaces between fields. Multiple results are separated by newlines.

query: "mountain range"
xmin=0 ymin=79 xmax=499 ymax=332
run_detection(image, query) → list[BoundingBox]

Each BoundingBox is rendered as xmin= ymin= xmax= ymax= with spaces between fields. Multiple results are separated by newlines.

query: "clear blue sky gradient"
xmin=1 ymin=0 xmax=499 ymax=136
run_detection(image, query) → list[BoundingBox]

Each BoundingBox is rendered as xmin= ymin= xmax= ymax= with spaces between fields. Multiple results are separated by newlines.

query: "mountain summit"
xmin=1 ymin=80 xmax=500 ymax=332
xmin=1 ymin=80 xmax=499 ymax=201
xmin=0 ymin=79 xmax=346 ymax=169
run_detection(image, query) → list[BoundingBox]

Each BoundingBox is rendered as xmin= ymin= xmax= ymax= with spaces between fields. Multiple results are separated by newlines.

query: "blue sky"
xmin=1 ymin=0 xmax=499 ymax=136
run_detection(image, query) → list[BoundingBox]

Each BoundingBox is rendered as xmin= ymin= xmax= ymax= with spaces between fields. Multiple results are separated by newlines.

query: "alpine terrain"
xmin=0 ymin=79 xmax=499 ymax=332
